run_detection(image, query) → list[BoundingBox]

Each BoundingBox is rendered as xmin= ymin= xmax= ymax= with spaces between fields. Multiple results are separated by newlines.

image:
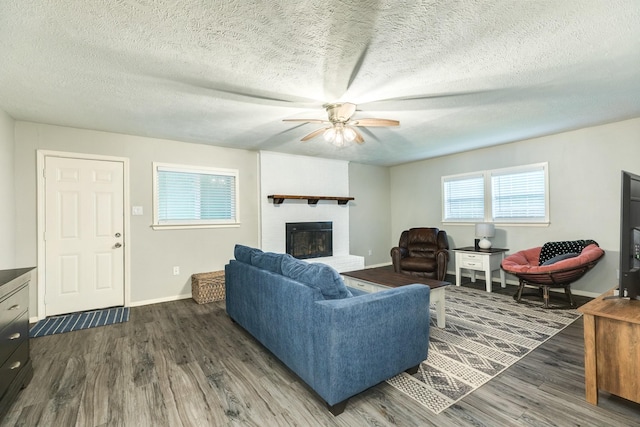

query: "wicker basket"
xmin=191 ymin=270 xmax=225 ymax=304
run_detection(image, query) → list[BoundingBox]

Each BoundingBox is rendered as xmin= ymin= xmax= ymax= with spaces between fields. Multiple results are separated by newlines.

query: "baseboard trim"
xmin=130 ymin=293 xmax=193 ymax=307
xmin=365 ymin=262 xmax=393 ymax=269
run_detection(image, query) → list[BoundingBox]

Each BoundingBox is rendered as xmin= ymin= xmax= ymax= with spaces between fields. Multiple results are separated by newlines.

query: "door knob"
xmin=115 ymin=243 xmax=122 ymax=248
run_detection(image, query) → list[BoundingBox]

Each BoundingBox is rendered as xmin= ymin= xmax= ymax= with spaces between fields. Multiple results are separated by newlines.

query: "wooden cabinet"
xmin=0 ymin=268 xmax=34 ymax=420
xmin=578 ymin=290 xmax=640 ymax=405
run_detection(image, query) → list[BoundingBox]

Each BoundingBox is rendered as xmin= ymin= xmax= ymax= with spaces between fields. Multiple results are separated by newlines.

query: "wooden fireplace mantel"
xmin=268 ymin=195 xmax=354 ymax=205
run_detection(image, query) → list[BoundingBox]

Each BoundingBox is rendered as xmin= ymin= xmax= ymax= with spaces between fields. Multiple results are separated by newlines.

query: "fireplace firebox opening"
xmin=286 ymin=222 xmax=333 ymax=259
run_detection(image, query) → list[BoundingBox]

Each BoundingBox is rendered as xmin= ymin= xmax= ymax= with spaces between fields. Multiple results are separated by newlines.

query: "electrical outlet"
xmin=173 ymin=266 xmax=180 ymax=275
xmin=368 ymin=249 xmax=372 ymax=256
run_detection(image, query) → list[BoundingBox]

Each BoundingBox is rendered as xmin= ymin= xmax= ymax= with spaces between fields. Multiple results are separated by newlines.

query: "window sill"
xmin=442 ymin=221 xmax=550 ymax=227
xmin=151 ymin=223 xmax=241 ymax=230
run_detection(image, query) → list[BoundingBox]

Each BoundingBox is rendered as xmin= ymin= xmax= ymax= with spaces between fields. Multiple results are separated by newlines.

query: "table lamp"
xmin=475 ymin=223 xmax=495 ymax=249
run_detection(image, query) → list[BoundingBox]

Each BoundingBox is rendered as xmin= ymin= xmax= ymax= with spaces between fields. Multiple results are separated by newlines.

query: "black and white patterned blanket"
xmin=538 ymin=239 xmax=598 ymax=265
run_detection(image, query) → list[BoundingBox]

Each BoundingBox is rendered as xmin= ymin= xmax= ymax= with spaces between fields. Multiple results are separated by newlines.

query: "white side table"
xmin=453 ymin=247 xmax=509 ymax=292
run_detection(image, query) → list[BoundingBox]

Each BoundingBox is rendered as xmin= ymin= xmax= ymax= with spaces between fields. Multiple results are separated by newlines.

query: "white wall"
xmin=389 ymin=117 xmax=640 ymax=296
xmin=0 ymin=109 xmax=16 ymax=269
xmin=259 ymin=151 xmax=351 ymax=255
xmin=14 ymin=122 xmax=259 ymax=312
xmin=348 ymin=162 xmax=391 ymax=266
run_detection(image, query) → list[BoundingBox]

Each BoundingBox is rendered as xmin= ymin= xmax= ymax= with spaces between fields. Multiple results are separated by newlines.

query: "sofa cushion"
xmin=401 ymin=256 xmax=437 ymax=271
xmin=251 ymin=251 xmax=284 ymax=274
xmin=281 ymin=255 xmax=353 ymax=300
xmin=541 ymin=252 xmax=579 ymax=266
xmin=234 ymin=244 xmax=262 ymax=264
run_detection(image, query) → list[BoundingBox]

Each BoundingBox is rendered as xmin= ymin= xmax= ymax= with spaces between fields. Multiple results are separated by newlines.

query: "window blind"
xmin=491 ymin=166 xmax=546 ymax=221
xmin=443 ymin=174 xmax=484 ymax=221
xmin=442 ymin=162 xmax=548 ymax=224
xmin=156 ymin=167 xmax=237 ymax=225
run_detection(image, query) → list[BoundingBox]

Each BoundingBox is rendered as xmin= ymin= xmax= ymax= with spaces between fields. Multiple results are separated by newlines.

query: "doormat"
xmin=385 ymin=286 xmax=581 ymax=414
xmin=30 ymin=307 xmax=130 ymax=338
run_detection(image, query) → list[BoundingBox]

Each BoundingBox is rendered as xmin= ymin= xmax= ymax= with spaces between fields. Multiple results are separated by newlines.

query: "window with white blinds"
xmin=153 ymin=163 xmax=239 ymax=228
xmin=442 ymin=162 xmax=548 ymax=224
xmin=491 ymin=164 xmax=547 ymax=222
xmin=442 ymin=174 xmax=485 ymax=221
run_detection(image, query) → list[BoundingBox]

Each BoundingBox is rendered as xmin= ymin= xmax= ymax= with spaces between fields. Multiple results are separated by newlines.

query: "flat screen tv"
xmin=619 ymin=170 xmax=640 ymax=299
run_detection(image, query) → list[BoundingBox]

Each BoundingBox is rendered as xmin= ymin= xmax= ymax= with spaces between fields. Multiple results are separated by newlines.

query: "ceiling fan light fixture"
xmin=283 ymin=101 xmax=398 ymax=146
xmin=333 ymin=129 xmax=345 ymax=147
xmin=343 ymin=126 xmax=356 ymax=142
xmin=323 ymin=124 xmax=353 ymax=147
xmin=323 ymin=127 xmax=336 ymax=142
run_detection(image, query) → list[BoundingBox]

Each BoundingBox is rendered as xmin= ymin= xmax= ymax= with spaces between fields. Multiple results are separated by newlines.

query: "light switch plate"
xmin=132 ymin=206 xmax=143 ymax=215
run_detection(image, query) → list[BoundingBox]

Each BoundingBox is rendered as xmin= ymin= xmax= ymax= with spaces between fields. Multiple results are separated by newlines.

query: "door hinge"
xmin=43 ymin=168 xmax=46 ymax=179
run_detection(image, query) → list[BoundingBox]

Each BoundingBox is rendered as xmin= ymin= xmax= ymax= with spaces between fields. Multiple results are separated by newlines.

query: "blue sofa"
xmin=225 ymin=245 xmax=431 ymax=415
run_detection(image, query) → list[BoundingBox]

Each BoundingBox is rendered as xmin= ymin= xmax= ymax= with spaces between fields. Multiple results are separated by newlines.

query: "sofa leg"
xmin=327 ymin=399 xmax=348 ymax=416
xmin=405 ymin=364 xmax=420 ymax=375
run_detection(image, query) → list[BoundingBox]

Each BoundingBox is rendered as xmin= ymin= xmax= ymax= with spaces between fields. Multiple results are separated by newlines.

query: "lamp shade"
xmin=475 ymin=223 xmax=495 ymax=238
xmin=475 ymin=223 xmax=495 ymax=249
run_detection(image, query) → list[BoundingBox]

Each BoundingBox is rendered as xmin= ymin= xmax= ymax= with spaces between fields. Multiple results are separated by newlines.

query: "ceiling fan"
xmin=283 ymin=102 xmax=399 ymax=146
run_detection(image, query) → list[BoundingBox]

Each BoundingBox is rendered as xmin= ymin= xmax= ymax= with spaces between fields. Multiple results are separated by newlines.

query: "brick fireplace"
xmin=259 ymin=151 xmax=364 ymax=272
xmin=286 ymin=221 xmax=333 ymax=259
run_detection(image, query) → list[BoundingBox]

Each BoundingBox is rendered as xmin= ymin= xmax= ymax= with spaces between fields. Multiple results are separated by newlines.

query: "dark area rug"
xmin=30 ymin=307 xmax=130 ymax=338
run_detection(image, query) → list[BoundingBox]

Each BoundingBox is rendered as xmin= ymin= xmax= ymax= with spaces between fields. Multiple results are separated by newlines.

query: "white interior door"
xmin=44 ymin=156 xmax=125 ymax=316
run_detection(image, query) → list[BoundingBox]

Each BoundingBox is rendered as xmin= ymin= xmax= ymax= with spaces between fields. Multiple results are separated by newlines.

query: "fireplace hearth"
xmin=286 ymin=222 xmax=333 ymax=259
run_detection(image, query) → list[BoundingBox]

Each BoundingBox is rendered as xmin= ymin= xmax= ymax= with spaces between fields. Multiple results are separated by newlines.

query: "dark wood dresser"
xmin=0 ymin=268 xmax=34 ymax=420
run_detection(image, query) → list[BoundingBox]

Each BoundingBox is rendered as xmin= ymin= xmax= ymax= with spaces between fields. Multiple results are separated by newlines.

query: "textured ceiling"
xmin=1 ymin=1 xmax=639 ymax=166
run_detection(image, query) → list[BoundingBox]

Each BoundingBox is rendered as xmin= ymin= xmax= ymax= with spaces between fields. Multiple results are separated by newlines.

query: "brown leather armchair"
xmin=390 ymin=228 xmax=450 ymax=281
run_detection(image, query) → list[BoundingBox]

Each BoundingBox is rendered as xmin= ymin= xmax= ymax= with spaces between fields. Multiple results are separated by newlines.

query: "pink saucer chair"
xmin=501 ymin=241 xmax=604 ymax=308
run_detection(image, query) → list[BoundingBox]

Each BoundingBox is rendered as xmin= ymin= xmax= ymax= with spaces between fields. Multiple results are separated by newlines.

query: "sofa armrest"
xmin=390 ymin=246 xmax=408 ymax=272
xmin=311 ymin=285 xmax=430 ymax=405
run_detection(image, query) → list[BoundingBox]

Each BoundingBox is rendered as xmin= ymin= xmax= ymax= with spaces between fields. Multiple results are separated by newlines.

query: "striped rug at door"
xmin=30 ymin=307 xmax=130 ymax=338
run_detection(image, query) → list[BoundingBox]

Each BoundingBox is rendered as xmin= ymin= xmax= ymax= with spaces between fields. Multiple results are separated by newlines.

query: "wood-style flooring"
xmin=2 ymin=277 xmax=640 ymax=426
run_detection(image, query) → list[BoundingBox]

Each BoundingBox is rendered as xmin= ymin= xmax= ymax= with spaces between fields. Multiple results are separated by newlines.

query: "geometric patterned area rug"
xmin=29 ymin=307 xmax=130 ymax=338
xmin=386 ymin=286 xmax=581 ymax=414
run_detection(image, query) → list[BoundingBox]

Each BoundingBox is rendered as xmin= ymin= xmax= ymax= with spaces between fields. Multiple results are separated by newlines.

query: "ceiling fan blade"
xmin=335 ymin=102 xmax=356 ymax=120
xmin=325 ymin=102 xmax=357 ymax=122
xmin=350 ymin=118 xmax=400 ymax=127
xmin=352 ymin=127 xmax=365 ymax=144
xmin=300 ymin=127 xmax=328 ymax=141
xmin=283 ymin=118 xmax=329 ymax=124
xmin=361 ymin=88 xmax=506 ymax=111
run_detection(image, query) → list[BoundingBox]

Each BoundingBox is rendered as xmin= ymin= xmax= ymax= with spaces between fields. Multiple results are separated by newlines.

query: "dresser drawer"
xmin=0 ymin=340 xmax=30 ymax=401
xmin=460 ymin=253 xmax=486 ymax=269
xmin=0 ymin=311 xmax=29 ymax=365
xmin=0 ymin=285 xmax=28 ymax=333
xmin=461 ymin=260 xmax=483 ymax=269
xmin=460 ymin=253 xmax=482 ymax=261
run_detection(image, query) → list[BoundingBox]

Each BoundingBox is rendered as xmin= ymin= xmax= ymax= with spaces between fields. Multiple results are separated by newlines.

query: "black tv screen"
xmin=619 ymin=170 xmax=640 ymax=299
